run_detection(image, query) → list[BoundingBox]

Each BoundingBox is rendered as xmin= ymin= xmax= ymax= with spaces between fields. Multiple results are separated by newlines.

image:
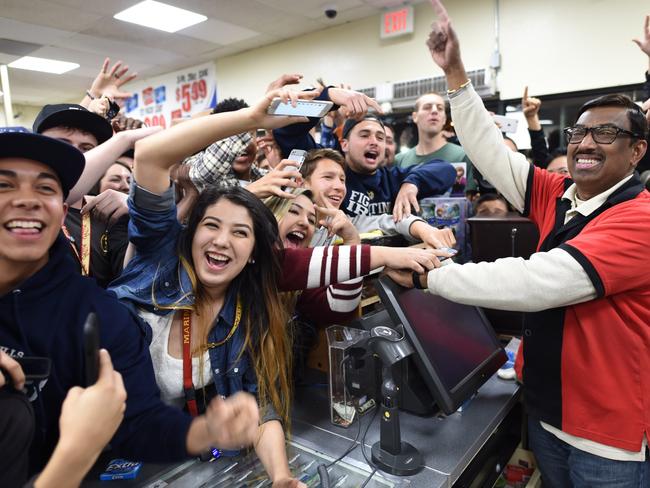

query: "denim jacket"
xmin=109 ymin=181 xmax=265 ymax=415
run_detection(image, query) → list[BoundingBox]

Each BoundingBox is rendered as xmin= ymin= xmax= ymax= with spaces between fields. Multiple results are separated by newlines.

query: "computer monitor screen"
xmin=375 ymin=276 xmax=506 ymax=414
xmin=467 ymin=215 xmax=539 ymax=335
xmin=467 ymin=214 xmax=539 ymax=263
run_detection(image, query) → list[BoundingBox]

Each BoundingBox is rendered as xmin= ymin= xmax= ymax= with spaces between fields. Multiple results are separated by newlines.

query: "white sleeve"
xmin=426 ymin=248 xmax=597 ymax=312
xmin=449 ymin=85 xmax=530 ymax=212
xmin=353 ymin=214 xmax=423 ymax=242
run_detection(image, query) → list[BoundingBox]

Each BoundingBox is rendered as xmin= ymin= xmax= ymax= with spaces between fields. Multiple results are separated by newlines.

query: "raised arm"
xmin=67 ymin=126 xmax=160 ymax=205
xmin=273 ymin=86 xmax=381 ymax=157
xmin=633 ymin=14 xmax=650 ymax=76
xmin=134 ymin=89 xmax=311 ymax=194
xmin=278 ymin=244 xmax=450 ymax=291
xmin=426 ymin=0 xmax=530 ymax=211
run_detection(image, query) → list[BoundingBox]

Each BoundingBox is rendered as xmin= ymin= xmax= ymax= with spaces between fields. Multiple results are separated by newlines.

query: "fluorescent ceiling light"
xmin=8 ymin=56 xmax=79 ymax=74
xmin=114 ymin=0 xmax=207 ymax=33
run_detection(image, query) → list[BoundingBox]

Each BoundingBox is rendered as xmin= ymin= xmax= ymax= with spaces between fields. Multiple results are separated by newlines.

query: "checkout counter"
xmin=83 ymin=274 xmax=522 ymax=488
xmin=83 ymin=374 xmax=519 ymax=487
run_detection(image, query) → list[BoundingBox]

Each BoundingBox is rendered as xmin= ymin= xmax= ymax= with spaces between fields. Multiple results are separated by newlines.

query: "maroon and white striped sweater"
xmin=279 ymin=244 xmax=371 ymax=325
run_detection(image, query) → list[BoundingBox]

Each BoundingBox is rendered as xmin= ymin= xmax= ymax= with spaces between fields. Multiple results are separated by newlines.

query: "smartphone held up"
xmin=267 ymin=98 xmax=333 ymax=118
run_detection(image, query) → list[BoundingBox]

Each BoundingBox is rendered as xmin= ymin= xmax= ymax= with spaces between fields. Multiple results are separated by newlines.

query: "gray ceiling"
xmin=0 ymin=0 xmax=412 ymax=105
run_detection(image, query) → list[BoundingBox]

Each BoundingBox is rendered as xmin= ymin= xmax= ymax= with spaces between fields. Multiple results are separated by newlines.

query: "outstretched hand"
xmin=327 ymin=87 xmax=383 ymax=119
xmin=393 ymin=182 xmax=420 ymax=222
xmin=266 ymin=73 xmax=304 ymax=93
xmin=633 ymin=15 xmax=650 ymax=58
xmin=89 ymin=58 xmax=137 ymax=100
xmin=250 ymin=88 xmax=318 ymax=129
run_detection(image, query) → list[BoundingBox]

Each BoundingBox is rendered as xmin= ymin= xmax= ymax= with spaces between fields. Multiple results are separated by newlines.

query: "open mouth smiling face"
xmin=191 ymin=198 xmax=256 ymax=296
xmin=278 ymin=194 xmax=316 ymax=250
xmin=0 ymin=159 xmax=66 ymax=267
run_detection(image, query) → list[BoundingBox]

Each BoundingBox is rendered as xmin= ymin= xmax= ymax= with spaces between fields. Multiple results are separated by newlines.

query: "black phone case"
xmin=83 ymin=312 xmax=100 ymax=386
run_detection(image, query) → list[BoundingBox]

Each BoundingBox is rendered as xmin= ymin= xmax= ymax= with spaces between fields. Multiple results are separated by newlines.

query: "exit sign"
xmin=380 ymin=5 xmax=414 ymax=39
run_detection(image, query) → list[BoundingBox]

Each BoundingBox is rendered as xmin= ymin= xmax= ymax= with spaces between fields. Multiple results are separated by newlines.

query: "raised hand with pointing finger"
xmin=633 ymin=15 xmax=650 ymax=60
xmin=426 ymin=0 xmax=467 ymax=89
xmin=522 ymin=86 xmax=542 ymax=131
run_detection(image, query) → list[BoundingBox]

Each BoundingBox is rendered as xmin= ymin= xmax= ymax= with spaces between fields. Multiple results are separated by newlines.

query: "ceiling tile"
xmin=0 ymin=17 xmax=76 ymax=45
xmin=48 ymin=0 xmax=136 ymax=16
xmin=56 ymin=32 xmax=185 ymax=66
xmin=81 ymin=18 xmax=220 ymax=56
xmin=181 ymin=18 xmax=260 ymax=45
xmin=1 ymin=0 xmax=103 ymax=32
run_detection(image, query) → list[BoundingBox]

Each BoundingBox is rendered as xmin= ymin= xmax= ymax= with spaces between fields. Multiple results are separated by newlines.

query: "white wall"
xmin=0 ymin=103 xmax=43 ymax=128
xmin=215 ymin=0 xmax=650 ymax=103
xmin=498 ymin=0 xmax=648 ymax=99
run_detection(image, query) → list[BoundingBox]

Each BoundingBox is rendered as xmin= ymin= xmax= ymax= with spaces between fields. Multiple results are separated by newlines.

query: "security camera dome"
xmin=324 ymin=4 xmax=337 ymax=19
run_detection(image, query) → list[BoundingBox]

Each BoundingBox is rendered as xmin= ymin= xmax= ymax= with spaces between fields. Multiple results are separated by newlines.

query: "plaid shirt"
xmin=186 ymin=132 xmax=266 ymax=191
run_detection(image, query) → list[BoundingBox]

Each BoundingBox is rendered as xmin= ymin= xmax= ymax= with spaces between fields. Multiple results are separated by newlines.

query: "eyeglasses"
xmin=563 ymin=125 xmax=643 ymax=145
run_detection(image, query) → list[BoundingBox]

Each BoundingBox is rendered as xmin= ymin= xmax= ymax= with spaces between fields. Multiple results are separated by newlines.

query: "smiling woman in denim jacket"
xmin=110 ymin=88 xmax=445 ymax=487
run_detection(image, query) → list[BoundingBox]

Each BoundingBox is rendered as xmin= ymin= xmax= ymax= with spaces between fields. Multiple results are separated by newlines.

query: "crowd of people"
xmin=1 ymin=1 xmax=649 ymax=487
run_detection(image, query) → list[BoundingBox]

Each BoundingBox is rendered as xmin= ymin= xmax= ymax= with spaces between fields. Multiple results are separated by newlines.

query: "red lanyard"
xmin=181 ymin=299 xmax=242 ymax=417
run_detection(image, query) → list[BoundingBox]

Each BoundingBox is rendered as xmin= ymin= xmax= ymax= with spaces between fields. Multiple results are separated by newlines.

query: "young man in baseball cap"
xmin=0 ymin=128 xmax=260 ymax=482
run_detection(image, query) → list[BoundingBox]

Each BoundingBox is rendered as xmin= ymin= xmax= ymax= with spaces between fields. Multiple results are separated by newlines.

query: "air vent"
xmin=392 ymin=68 xmax=492 ymax=102
xmin=357 ymin=87 xmax=376 ymax=99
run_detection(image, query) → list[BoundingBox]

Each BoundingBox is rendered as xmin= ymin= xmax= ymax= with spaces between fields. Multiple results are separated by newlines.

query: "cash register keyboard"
xmin=140 ymin=439 xmax=410 ymax=487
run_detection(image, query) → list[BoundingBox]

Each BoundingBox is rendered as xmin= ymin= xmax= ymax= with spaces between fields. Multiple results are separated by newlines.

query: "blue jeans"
xmin=528 ymin=417 xmax=650 ymax=487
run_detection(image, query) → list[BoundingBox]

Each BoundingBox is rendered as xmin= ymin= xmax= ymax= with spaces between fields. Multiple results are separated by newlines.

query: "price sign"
xmin=123 ymin=62 xmax=217 ymax=128
xmin=380 ymin=6 xmax=414 ymax=39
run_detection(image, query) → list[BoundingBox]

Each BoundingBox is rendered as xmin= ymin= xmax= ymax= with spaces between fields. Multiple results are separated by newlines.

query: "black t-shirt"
xmin=64 ymin=208 xmax=129 ymax=288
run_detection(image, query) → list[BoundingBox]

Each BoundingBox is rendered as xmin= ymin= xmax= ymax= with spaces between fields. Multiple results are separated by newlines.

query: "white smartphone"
xmin=493 ymin=114 xmax=519 ymax=133
xmin=267 ymin=98 xmax=333 ymax=117
xmin=287 ymin=149 xmax=307 ymax=171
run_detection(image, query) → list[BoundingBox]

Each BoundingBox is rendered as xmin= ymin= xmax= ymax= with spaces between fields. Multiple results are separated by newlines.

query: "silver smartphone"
xmin=287 ymin=149 xmax=307 ymax=172
xmin=282 ymin=149 xmax=307 ymax=191
xmin=267 ymin=98 xmax=333 ymax=117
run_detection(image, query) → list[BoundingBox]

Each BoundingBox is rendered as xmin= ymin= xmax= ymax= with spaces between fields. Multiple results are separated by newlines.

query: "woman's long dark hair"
xmin=177 ymin=185 xmax=292 ymax=426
